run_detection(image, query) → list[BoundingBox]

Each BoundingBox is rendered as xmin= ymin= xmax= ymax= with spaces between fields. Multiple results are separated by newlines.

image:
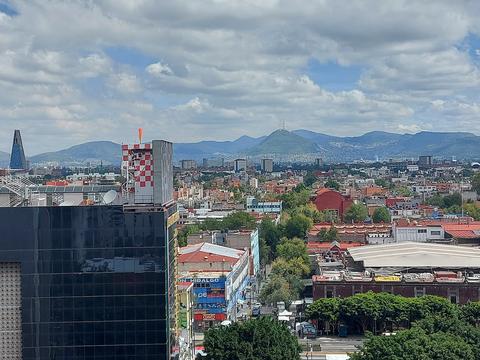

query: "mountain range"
xmin=7 ymin=129 xmax=480 ymax=166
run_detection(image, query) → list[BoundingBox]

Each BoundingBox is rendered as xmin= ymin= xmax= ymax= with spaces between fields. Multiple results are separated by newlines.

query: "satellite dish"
xmin=102 ymin=190 xmax=118 ymax=205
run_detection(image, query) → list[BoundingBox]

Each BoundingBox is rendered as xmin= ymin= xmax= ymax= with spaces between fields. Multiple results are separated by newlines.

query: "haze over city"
xmin=1 ymin=1 xmax=480 ymax=153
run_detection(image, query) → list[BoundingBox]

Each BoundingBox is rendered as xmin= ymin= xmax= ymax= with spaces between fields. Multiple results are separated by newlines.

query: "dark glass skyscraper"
xmin=9 ymin=129 xmax=27 ymax=170
xmin=0 ymin=203 xmax=177 ymax=360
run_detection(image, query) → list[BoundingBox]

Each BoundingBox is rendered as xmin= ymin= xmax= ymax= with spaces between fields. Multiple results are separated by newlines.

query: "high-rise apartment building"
xmin=233 ymin=159 xmax=247 ymax=173
xmin=180 ymin=160 xmax=197 ymax=170
xmin=261 ymin=159 xmax=273 ymax=173
xmin=418 ymin=155 xmax=432 ymax=167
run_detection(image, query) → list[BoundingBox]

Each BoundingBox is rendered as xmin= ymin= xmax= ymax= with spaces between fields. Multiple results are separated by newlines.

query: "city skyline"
xmin=1 ymin=1 xmax=480 ymax=153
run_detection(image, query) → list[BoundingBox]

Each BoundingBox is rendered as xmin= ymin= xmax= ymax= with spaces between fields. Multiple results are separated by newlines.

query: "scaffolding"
xmin=0 ymin=175 xmax=35 ymax=207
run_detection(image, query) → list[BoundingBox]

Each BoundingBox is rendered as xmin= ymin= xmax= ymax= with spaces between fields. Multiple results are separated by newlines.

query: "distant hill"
xmin=27 ymin=129 xmax=480 ymax=165
xmin=30 ymin=141 xmax=121 ymax=165
xmin=247 ymin=129 xmax=319 ymax=155
xmin=174 ymin=135 xmax=265 ymax=160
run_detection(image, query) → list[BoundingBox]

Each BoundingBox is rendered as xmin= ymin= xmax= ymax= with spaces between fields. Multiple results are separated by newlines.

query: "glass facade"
xmin=0 ymin=204 xmax=177 ymax=360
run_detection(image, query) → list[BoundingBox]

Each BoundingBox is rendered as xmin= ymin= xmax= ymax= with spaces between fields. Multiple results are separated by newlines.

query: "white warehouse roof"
xmin=348 ymin=242 xmax=480 ymax=268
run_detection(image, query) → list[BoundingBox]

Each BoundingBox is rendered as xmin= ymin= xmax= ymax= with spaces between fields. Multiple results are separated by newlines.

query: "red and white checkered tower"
xmin=121 ymin=128 xmax=154 ymax=204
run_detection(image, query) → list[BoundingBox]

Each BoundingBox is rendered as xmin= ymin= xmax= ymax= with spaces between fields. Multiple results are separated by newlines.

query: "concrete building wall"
xmin=153 ymin=140 xmax=174 ymax=206
xmin=313 ymin=281 xmax=480 ymax=304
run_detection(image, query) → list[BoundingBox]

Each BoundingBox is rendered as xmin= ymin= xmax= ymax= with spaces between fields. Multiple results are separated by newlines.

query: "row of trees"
xmin=351 ymin=304 xmax=480 ymax=360
xmin=201 ymin=299 xmax=480 ymax=360
xmin=307 ymin=292 xmax=480 ymax=335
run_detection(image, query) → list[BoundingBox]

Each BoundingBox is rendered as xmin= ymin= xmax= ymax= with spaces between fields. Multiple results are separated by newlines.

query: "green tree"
xmin=177 ymin=224 xmax=202 ymax=247
xmin=303 ymin=172 xmax=317 ymax=187
xmin=464 ymin=203 xmax=480 ymax=221
xmin=395 ymin=186 xmax=413 ymax=197
xmin=372 ymin=207 xmax=391 ymax=223
xmin=325 ymin=179 xmax=340 ymax=191
xmin=306 ymin=297 xmax=340 ymax=334
xmin=472 ymin=173 xmax=480 ymax=195
xmin=276 ymin=238 xmax=309 ymax=264
xmin=427 ymin=194 xmax=445 ymax=207
xmin=203 ymin=317 xmax=301 ymax=360
xmin=443 ymin=192 xmax=462 ymax=208
xmin=460 ymin=301 xmax=480 ymax=327
xmin=374 ymin=178 xmax=389 ymax=188
xmin=349 ymin=327 xmax=475 ymax=360
xmin=344 ymin=203 xmax=368 ymax=223
xmin=338 ymin=292 xmax=382 ymax=334
xmin=271 ymin=257 xmax=310 ymax=279
xmin=317 ymin=227 xmax=338 ymax=242
xmin=289 ymin=204 xmax=324 ymax=223
xmin=259 ymin=219 xmax=282 ymax=259
xmin=222 ymin=211 xmax=257 ymax=230
xmin=280 ymin=188 xmax=310 ymax=210
xmin=284 ymin=214 xmax=313 ymax=239
xmin=259 ymin=274 xmax=298 ymax=307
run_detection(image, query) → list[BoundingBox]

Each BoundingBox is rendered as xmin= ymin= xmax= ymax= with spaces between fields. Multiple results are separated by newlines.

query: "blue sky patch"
xmin=305 ymin=59 xmax=363 ymax=92
xmin=104 ymin=46 xmax=157 ymax=69
xmin=0 ymin=2 xmax=18 ymax=16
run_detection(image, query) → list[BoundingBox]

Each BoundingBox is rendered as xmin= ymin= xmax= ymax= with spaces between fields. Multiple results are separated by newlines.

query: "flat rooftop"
xmin=348 ymin=242 xmax=480 ymax=269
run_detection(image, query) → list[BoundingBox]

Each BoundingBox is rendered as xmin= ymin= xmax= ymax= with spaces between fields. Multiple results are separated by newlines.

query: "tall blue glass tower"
xmin=9 ymin=129 xmax=27 ymax=170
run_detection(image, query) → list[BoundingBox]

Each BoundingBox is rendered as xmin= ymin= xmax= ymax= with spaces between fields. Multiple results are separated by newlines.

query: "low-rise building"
xmin=178 ymin=243 xmax=250 ymax=330
xmin=246 ymin=196 xmax=282 ymax=214
xmin=313 ymin=188 xmax=353 ymax=221
xmin=313 ymin=242 xmax=480 ymax=304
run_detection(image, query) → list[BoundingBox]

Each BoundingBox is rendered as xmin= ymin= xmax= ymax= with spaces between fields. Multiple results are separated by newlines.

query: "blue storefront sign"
xmin=181 ymin=276 xmax=228 ymax=316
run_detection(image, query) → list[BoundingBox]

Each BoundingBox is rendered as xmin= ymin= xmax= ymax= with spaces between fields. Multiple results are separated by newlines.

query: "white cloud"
xmin=0 ymin=0 xmax=480 ymax=153
xmin=146 ymin=62 xmax=174 ymax=76
xmin=107 ymin=72 xmax=142 ymax=94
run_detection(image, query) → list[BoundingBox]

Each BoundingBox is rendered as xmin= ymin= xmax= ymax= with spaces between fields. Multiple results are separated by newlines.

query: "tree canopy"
xmin=203 ymin=317 xmax=301 ymax=360
xmin=283 ymin=214 xmax=313 ymax=239
xmin=472 ymin=173 xmax=480 ymax=195
xmin=317 ymin=227 xmax=338 ymax=242
xmin=372 ymin=207 xmax=391 ymax=223
xmin=344 ymin=203 xmax=368 ymax=223
xmin=349 ymin=327 xmax=475 ymax=360
xmin=324 ymin=179 xmax=340 ymax=191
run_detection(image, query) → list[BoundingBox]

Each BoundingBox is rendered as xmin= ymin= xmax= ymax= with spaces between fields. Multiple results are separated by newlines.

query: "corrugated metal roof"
xmin=348 ymin=242 xmax=480 ymax=268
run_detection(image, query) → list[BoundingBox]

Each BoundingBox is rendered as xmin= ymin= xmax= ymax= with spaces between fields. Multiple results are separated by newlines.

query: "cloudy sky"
xmin=1 ymin=1 xmax=480 ymax=154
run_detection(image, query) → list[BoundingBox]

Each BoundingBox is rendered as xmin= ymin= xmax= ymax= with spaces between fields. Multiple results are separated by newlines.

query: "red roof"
xmin=178 ymin=243 xmax=244 ymax=265
xmin=316 ymin=188 xmax=333 ymax=195
xmin=444 ymin=230 xmax=479 ymax=239
xmin=178 ymin=252 xmax=239 ymax=264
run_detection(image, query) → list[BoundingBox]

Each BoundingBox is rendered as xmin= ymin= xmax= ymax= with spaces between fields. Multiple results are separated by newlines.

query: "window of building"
xmin=430 ymin=231 xmax=441 ymax=236
xmin=414 ymin=287 xmax=425 ymax=297
xmin=417 ymin=229 xmax=427 ymax=234
xmin=326 ymin=287 xmax=335 ymax=298
xmin=448 ymin=289 xmax=459 ymax=304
